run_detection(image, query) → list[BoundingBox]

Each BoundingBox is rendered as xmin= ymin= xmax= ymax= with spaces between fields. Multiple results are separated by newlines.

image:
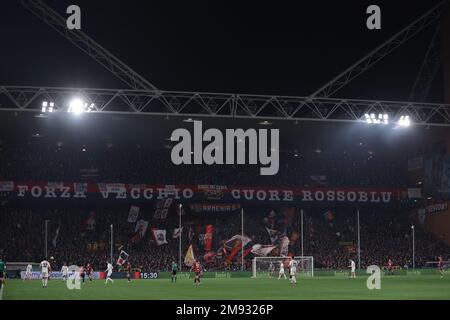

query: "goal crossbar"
xmin=252 ymin=256 xmax=314 ymax=278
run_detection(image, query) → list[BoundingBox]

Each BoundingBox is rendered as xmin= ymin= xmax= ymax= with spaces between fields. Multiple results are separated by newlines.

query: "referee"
xmin=0 ymin=256 xmax=5 ymax=290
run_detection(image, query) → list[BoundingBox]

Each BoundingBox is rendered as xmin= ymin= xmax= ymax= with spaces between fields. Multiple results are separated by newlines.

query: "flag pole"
xmin=411 ymin=225 xmax=415 ymax=271
xmin=357 ymin=209 xmax=361 ymax=270
xmin=45 ymin=219 xmax=50 ymax=259
xmin=300 ymin=209 xmax=304 ymax=257
xmin=110 ymin=224 xmax=113 ymax=264
xmin=241 ymin=208 xmax=244 ymax=271
xmin=179 ymin=204 xmax=182 ymax=271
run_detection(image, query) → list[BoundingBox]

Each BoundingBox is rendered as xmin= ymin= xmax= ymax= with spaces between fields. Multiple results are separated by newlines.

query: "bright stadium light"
xmin=398 ymin=115 xmax=411 ymax=127
xmin=68 ymin=98 xmax=88 ymax=115
xmin=364 ymin=113 xmax=388 ymax=125
xmin=42 ymin=101 xmax=55 ymax=113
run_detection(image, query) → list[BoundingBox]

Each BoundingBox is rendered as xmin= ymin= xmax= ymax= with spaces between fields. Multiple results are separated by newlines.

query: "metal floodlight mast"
xmin=310 ymin=0 xmax=448 ymax=99
xmin=3 ymin=1 xmax=448 ymax=126
xmin=20 ymin=0 xmax=159 ymax=92
xmin=1 ymin=85 xmax=450 ymax=126
xmin=409 ymin=24 xmax=442 ymax=101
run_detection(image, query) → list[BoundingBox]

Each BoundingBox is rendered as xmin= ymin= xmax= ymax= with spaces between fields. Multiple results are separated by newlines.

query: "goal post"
xmin=252 ymin=256 xmax=314 ymax=278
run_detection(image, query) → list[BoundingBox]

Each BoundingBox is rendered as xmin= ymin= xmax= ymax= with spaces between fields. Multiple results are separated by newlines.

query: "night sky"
xmin=0 ymin=0 xmax=444 ymax=101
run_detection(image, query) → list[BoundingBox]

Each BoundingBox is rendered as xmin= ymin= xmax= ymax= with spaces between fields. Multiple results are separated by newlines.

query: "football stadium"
xmin=1 ymin=0 xmax=450 ymax=302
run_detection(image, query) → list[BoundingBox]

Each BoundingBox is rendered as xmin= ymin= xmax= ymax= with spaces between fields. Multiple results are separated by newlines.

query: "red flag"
xmin=204 ymin=251 xmax=216 ymax=263
xmin=226 ymin=243 xmax=242 ymax=263
xmin=204 ymin=225 xmax=213 ymax=251
xmin=224 ymin=235 xmax=251 ymax=263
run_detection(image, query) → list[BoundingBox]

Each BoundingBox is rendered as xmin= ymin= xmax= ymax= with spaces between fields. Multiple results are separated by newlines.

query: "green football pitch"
xmin=3 ymin=275 xmax=450 ymax=300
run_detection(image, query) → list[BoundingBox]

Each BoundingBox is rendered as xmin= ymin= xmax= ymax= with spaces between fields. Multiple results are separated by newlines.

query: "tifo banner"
xmin=127 ymin=206 xmax=140 ymax=222
xmin=189 ymin=203 xmax=241 ymax=213
xmin=1 ymin=181 xmax=411 ymax=203
xmin=197 ymin=185 xmax=227 ymax=200
xmin=204 ymin=225 xmax=213 ymax=251
xmin=152 ymin=228 xmax=168 ymax=246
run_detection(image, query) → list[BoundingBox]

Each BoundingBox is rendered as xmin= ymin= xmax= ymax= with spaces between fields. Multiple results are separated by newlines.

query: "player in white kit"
xmin=349 ymin=259 xmax=356 ymax=278
xmin=105 ymin=262 xmax=114 ymax=284
xmin=40 ymin=259 xmax=51 ymax=288
xmin=288 ymin=257 xmax=298 ymax=284
xmin=24 ymin=264 xmax=33 ymax=280
xmin=268 ymin=262 xmax=275 ymax=278
xmin=278 ymin=261 xmax=287 ymax=279
xmin=61 ymin=263 xmax=68 ymax=282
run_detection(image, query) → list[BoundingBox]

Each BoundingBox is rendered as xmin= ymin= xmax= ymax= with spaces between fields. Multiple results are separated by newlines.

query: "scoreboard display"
xmin=139 ymin=272 xmax=159 ymax=279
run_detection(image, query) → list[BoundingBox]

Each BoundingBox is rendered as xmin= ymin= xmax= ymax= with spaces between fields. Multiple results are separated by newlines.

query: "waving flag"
xmin=135 ymin=219 xmax=149 ymax=237
xmin=116 ymin=250 xmax=129 ymax=266
xmin=251 ymin=244 xmax=277 ymax=256
xmin=224 ymin=235 xmax=252 ymax=263
xmin=204 ymin=251 xmax=216 ymax=263
xmin=127 ymin=206 xmax=140 ymax=222
xmin=188 ymin=227 xmax=195 ymax=243
xmin=279 ymin=236 xmax=290 ymax=257
xmin=154 ymin=197 xmax=173 ymax=220
xmin=152 ymin=229 xmax=168 ymax=246
xmin=173 ymin=227 xmax=183 ymax=239
xmin=82 ymin=211 xmax=96 ymax=231
xmin=323 ymin=210 xmax=335 ymax=221
xmin=184 ymin=245 xmax=196 ymax=267
xmin=52 ymin=225 xmax=61 ymax=248
xmin=265 ymin=227 xmax=278 ymax=243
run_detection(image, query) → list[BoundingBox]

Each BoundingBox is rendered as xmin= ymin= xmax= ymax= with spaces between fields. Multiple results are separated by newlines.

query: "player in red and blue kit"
xmin=87 ymin=263 xmax=94 ymax=281
xmin=126 ymin=262 xmax=132 ymax=283
xmin=192 ymin=261 xmax=202 ymax=285
xmin=387 ymin=259 xmax=393 ymax=275
xmin=79 ymin=265 xmax=85 ymax=283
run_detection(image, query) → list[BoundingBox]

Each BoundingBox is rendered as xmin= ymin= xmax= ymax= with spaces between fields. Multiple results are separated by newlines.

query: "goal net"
xmin=252 ymin=256 xmax=314 ymax=278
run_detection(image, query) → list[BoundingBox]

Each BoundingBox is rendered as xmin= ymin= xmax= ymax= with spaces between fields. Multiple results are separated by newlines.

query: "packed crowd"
xmin=303 ymin=206 xmax=448 ymax=269
xmin=0 ymin=143 xmax=408 ymax=187
xmin=0 ymin=203 xmax=447 ymax=272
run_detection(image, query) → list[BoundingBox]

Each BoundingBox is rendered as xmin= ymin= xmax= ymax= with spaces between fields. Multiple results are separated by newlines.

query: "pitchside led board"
xmin=20 ymin=271 xmax=101 ymax=280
